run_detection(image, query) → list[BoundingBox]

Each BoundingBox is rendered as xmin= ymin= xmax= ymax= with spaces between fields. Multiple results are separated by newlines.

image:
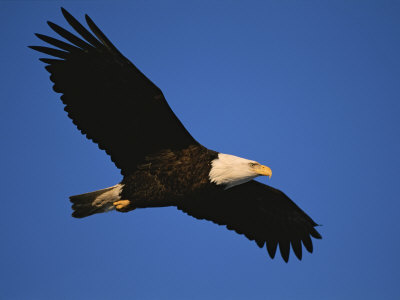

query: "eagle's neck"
xmin=209 ymin=153 xmax=259 ymax=189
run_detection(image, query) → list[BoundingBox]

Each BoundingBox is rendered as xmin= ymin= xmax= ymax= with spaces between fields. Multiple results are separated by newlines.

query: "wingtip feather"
xmin=279 ymin=241 xmax=290 ymax=263
xmin=266 ymin=240 xmax=278 ymax=259
xmin=255 ymin=240 xmax=264 ymax=248
xmin=302 ymin=235 xmax=313 ymax=253
xmin=60 ymin=7 xmax=68 ymax=15
xmin=310 ymin=227 xmax=322 ymax=239
xmin=291 ymin=240 xmax=303 ymax=260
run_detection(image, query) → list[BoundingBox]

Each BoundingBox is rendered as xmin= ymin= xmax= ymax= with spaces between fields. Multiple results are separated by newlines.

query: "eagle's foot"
xmin=113 ymin=200 xmax=132 ymax=212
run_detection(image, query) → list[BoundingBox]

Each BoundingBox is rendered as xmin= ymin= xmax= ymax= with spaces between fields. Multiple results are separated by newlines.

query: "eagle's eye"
xmin=249 ymin=162 xmax=258 ymax=167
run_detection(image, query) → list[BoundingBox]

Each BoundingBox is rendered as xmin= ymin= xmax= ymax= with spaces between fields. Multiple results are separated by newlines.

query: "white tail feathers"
xmin=70 ymin=184 xmax=123 ymax=218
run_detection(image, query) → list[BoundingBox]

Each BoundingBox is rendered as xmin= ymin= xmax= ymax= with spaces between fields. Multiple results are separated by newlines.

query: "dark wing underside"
xmin=30 ymin=8 xmax=198 ymax=175
xmin=178 ymin=180 xmax=321 ymax=262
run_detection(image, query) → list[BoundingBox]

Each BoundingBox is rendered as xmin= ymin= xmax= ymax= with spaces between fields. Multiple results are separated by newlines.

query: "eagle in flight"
xmin=30 ymin=8 xmax=321 ymax=262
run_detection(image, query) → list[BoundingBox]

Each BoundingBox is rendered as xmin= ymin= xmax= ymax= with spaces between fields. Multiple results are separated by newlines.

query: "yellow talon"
xmin=113 ymin=200 xmax=131 ymax=211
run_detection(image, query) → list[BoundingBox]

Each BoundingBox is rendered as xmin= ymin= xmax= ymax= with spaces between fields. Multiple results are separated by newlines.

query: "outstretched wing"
xmin=30 ymin=8 xmax=198 ymax=175
xmin=178 ymin=180 xmax=321 ymax=262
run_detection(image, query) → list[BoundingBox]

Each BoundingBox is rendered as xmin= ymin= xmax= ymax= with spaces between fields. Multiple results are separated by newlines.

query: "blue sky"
xmin=1 ymin=1 xmax=399 ymax=299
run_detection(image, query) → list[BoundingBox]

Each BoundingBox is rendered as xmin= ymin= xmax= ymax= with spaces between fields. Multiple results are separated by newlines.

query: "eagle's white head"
xmin=209 ymin=153 xmax=272 ymax=189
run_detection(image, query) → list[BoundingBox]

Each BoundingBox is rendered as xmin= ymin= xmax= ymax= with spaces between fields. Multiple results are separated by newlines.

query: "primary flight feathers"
xmin=31 ymin=8 xmax=196 ymax=176
xmin=30 ymin=8 xmax=321 ymax=262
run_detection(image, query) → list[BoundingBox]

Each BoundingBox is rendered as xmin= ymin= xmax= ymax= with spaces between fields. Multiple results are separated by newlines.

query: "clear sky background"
xmin=1 ymin=1 xmax=399 ymax=299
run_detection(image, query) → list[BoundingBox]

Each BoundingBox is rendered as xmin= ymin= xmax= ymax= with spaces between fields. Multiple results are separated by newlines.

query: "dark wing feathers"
xmin=61 ymin=8 xmax=104 ymax=49
xmin=39 ymin=58 xmax=63 ymax=64
xmin=47 ymin=21 xmax=93 ymax=50
xmin=291 ymin=238 xmax=302 ymax=260
xmin=35 ymin=33 xmax=81 ymax=53
xmin=267 ymin=239 xmax=278 ymax=259
xmin=30 ymin=8 xmax=198 ymax=175
xmin=177 ymin=180 xmax=321 ymax=262
xmin=85 ymin=14 xmax=123 ymax=55
xmin=29 ymin=46 xmax=69 ymax=59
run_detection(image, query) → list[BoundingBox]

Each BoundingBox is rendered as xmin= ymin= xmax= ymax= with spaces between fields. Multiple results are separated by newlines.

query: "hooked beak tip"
xmin=257 ymin=165 xmax=272 ymax=178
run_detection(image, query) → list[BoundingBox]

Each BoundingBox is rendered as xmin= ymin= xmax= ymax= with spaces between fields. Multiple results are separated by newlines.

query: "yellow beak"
xmin=254 ymin=164 xmax=272 ymax=178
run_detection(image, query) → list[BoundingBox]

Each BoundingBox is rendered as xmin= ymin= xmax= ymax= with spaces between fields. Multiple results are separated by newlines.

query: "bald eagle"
xmin=30 ymin=8 xmax=321 ymax=262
